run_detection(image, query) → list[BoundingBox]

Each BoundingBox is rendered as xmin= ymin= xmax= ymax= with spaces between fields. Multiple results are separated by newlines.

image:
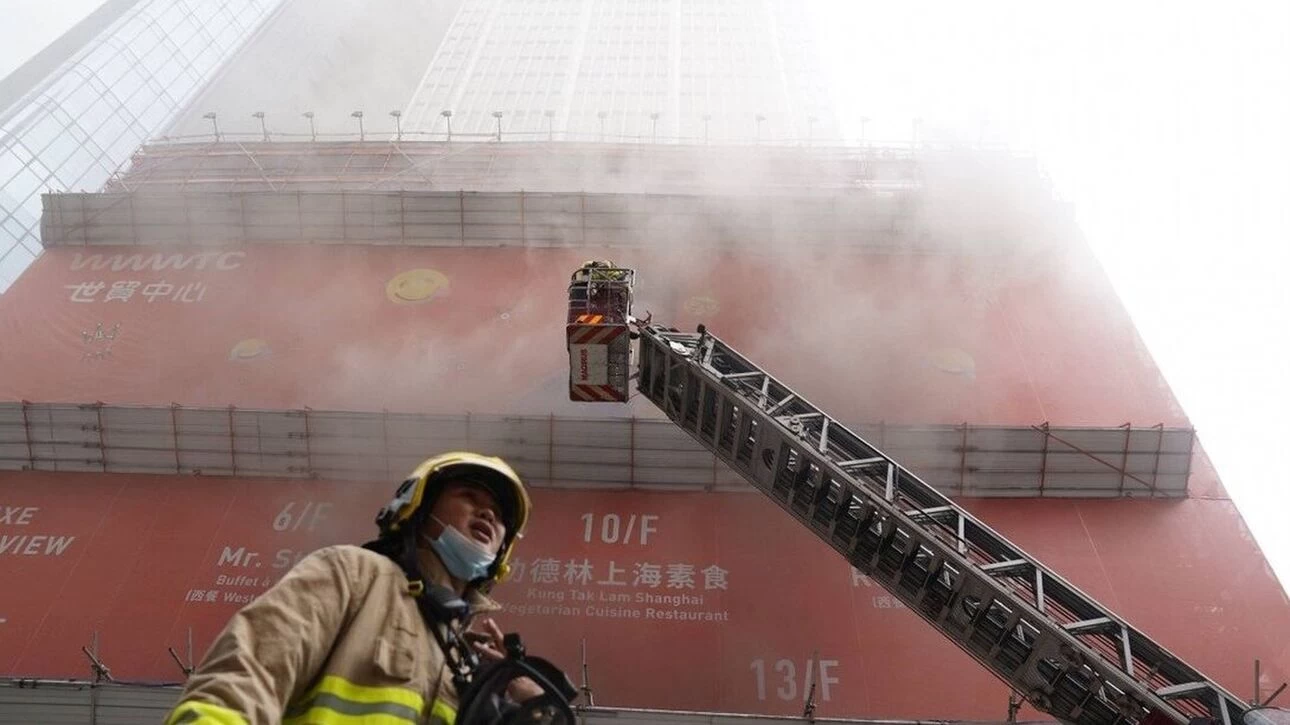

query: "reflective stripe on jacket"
xmin=164 ymin=544 xmax=497 ymax=724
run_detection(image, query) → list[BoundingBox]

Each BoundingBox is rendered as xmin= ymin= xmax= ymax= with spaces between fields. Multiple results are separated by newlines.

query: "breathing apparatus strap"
xmin=391 ymin=525 xmax=481 ymax=694
xmin=362 ymin=530 xmax=479 ymax=693
xmin=406 ymin=575 xmax=478 ymax=694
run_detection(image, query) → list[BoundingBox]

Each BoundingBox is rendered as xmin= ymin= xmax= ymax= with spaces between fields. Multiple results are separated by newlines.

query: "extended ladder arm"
xmin=635 ymin=324 xmax=1248 ymax=725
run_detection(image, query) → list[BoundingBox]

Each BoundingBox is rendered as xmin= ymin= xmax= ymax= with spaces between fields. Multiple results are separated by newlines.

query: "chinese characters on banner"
xmin=513 ymin=558 xmax=729 ymax=590
xmin=495 ymin=511 xmax=734 ymax=623
xmin=62 ymin=250 xmax=248 ymax=305
xmin=65 ymin=280 xmax=207 ymax=304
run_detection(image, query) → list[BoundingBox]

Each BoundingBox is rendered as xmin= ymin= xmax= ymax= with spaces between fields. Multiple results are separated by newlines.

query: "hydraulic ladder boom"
xmin=635 ymin=324 xmax=1249 ymax=725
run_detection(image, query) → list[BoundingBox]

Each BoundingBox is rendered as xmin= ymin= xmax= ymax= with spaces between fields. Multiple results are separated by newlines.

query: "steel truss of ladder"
xmin=636 ymin=325 xmax=1246 ymax=725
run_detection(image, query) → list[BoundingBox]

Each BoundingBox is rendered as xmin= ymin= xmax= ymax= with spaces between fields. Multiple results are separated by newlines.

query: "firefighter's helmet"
xmin=376 ymin=451 xmax=531 ymax=584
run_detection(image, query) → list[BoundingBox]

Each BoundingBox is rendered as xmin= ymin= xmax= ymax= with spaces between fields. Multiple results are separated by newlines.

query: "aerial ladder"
xmin=564 ymin=262 xmax=1287 ymax=725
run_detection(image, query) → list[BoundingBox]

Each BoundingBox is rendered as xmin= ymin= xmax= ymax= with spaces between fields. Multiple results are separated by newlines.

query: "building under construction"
xmin=0 ymin=1 xmax=1288 ymax=723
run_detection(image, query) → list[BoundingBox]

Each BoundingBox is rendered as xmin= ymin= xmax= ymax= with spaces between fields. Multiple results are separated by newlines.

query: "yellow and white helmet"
xmin=376 ymin=451 xmax=531 ymax=585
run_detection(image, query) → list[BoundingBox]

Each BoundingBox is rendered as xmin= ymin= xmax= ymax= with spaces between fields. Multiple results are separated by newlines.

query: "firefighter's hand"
xmin=468 ymin=617 xmax=544 ymax=702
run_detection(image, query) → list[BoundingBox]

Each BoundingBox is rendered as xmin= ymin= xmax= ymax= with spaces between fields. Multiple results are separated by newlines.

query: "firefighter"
xmin=572 ymin=259 xmax=626 ymax=282
xmin=164 ymin=452 xmax=544 ymax=725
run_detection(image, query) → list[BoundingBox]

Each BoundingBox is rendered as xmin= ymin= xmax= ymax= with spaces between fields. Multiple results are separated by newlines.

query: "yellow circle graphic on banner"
xmin=386 ymin=268 xmax=449 ymax=304
xmin=229 ymin=338 xmax=271 ymax=361
xmin=927 ymin=347 xmax=976 ymax=378
xmin=684 ymin=295 xmax=720 ymax=316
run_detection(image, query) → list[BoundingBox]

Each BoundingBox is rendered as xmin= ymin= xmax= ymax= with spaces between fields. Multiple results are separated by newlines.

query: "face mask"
xmin=421 ymin=516 xmax=497 ymax=582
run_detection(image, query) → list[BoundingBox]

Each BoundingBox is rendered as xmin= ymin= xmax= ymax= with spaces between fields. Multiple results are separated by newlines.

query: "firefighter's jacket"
xmin=164 ymin=544 xmax=500 ymax=725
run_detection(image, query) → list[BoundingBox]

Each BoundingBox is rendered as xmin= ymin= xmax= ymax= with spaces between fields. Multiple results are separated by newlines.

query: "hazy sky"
xmin=814 ymin=1 xmax=1290 ymax=590
xmin=1 ymin=0 xmax=1286 ymax=592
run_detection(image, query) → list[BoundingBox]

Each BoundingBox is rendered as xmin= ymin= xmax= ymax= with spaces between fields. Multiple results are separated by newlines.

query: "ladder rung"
xmin=980 ymin=559 xmax=1032 ymax=576
xmin=906 ymin=505 xmax=955 ymax=517
xmin=778 ymin=413 xmax=823 ymax=422
xmin=1064 ymin=617 xmax=1117 ymax=635
xmin=1156 ymin=682 xmax=1212 ymax=699
xmin=766 ymin=394 xmax=796 ymax=415
xmin=839 ymin=457 xmax=885 ymax=469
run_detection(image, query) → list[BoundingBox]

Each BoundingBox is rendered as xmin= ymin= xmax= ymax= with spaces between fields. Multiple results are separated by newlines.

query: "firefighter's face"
xmin=425 ymin=480 xmax=507 ymax=555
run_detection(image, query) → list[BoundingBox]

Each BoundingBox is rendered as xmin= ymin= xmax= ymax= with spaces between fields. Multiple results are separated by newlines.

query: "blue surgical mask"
xmin=421 ymin=516 xmax=497 ymax=582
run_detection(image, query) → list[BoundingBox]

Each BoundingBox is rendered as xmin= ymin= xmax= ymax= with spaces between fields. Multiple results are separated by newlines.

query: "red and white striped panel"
xmin=567 ymin=324 xmax=629 ymax=402
xmin=570 ymin=383 xmax=627 ymax=402
xmin=566 ymin=323 xmax=626 ymax=345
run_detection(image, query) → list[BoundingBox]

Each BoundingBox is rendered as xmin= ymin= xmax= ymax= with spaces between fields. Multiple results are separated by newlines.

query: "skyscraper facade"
xmin=405 ymin=0 xmax=838 ymax=143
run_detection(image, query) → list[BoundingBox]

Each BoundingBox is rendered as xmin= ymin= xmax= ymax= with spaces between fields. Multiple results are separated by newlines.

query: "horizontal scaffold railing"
xmin=0 ymin=401 xmax=1193 ymax=497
